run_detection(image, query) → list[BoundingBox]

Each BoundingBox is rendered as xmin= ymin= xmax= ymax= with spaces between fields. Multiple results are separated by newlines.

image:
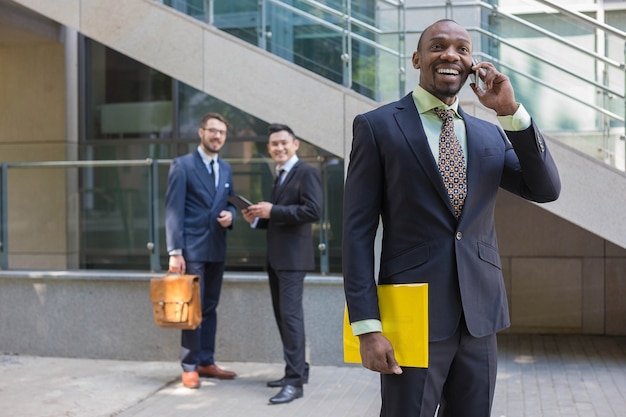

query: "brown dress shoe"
xmin=181 ymin=371 xmax=200 ymax=389
xmin=198 ymin=364 xmax=236 ymax=380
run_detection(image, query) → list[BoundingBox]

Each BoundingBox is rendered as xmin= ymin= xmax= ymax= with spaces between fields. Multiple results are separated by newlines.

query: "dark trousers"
xmin=380 ymin=317 xmax=498 ymax=417
xmin=180 ymin=261 xmax=225 ymax=372
xmin=268 ymin=266 xmax=307 ymax=386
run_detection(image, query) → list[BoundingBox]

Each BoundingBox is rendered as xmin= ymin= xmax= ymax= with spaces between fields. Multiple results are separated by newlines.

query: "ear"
xmin=412 ymin=51 xmax=420 ymax=69
xmin=293 ymin=139 xmax=300 ymax=151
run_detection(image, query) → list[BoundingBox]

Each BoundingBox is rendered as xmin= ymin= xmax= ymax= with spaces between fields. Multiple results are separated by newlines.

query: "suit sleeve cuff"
xmin=497 ymin=103 xmax=531 ymax=131
xmin=351 ymin=319 xmax=383 ymax=336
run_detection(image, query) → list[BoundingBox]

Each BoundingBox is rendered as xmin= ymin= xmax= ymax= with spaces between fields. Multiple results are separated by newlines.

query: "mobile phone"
xmin=469 ymin=58 xmax=478 ymax=85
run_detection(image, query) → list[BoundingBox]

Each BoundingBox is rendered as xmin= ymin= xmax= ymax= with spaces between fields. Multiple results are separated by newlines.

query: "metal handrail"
xmin=471 ymin=26 xmax=624 ymax=100
xmin=471 ymin=26 xmax=625 ymax=121
xmin=265 ymin=0 xmax=402 ymax=57
xmin=160 ymin=0 xmax=626 ymax=167
xmin=291 ymin=0 xmax=384 ymax=36
xmin=0 ymin=157 xmax=334 ymax=272
xmin=535 ymin=0 xmax=626 ymax=42
xmin=4 ymin=159 xmax=154 ymax=169
xmin=164 ymin=0 xmax=625 ymax=95
xmin=484 ymin=2 xmax=624 ymax=71
xmin=495 ymin=57 xmax=624 ymax=123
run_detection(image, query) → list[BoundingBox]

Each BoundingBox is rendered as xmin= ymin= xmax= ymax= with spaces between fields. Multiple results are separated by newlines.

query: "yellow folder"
xmin=343 ymin=283 xmax=428 ymax=368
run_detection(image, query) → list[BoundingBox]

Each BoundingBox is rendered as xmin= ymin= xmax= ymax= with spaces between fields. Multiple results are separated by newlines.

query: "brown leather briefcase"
xmin=150 ymin=273 xmax=201 ymax=330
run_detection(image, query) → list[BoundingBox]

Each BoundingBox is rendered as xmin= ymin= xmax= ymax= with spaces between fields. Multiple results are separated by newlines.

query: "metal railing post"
xmin=0 ymin=163 xmax=7 ymax=269
xmin=148 ymin=158 xmax=162 ymax=272
xmin=318 ymin=160 xmax=329 ymax=275
xmin=341 ymin=0 xmax=352 ymax=89
xmin=258 ymin=0 xmax=267 ymax=50
xmin=398 ymin=1 xmax=406 ymax=99
xmin=206 ymin=0 xmax=214 ymax=25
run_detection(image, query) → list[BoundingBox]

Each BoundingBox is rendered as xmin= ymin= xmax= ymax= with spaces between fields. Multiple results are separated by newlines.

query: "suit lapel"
xmin=394 ymin=94 xmax=452 ymax=213
xmin=193 ymin=152 xmax=216 ymax=198
xmin=214 ymin=159 xmax=228 ymax=201
xmin=272 ymin=160 xmax=299 ymax=202
xmin=458 ymin=107 xmax=484 ymax=220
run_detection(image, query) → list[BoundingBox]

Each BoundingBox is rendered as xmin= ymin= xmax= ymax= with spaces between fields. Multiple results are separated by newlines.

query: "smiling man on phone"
xmin=342 ymin=19 xmax=561 ymax=417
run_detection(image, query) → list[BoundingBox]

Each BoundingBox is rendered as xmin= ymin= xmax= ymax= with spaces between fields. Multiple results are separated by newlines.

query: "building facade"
xmin=0 ymin=0 xmax=624 ymax=351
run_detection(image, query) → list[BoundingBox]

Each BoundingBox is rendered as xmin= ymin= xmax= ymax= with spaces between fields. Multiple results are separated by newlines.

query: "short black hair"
xmin=267 ymin=123 xmax=295 ymax=138
xmin=417 ymin=18 xmax=460 ymax=51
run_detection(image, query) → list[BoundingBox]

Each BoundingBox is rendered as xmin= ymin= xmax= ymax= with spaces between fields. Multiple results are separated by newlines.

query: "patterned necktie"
xmin=434 ymin=107 xmax=467 ymax=218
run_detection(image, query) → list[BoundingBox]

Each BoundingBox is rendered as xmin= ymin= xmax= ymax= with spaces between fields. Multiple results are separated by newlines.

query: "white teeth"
xmin=438 ymin=68 xmax=459 ymax=75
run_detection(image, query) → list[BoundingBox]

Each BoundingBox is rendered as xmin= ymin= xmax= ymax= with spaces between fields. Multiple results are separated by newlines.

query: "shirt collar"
xmin=197 ymin=146 xmax=218 ymax=165
xmin=412 ymin=85 xmax=461 ymax=118
xmin=277 ymin=154 xmax=299 ymax=175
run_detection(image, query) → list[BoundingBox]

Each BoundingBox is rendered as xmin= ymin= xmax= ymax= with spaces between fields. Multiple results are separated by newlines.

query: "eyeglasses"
xmin=202 ymin=127 xmax=227 ymax=136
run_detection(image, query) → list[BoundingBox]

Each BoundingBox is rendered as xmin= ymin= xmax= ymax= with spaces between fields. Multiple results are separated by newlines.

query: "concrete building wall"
xmin=0 ymin=272 xmax=347 ymax=366
xmin=0 ymin=2 xmax=70 ymax=269
xmin=497 ymin=191 xmax=626 ymax=336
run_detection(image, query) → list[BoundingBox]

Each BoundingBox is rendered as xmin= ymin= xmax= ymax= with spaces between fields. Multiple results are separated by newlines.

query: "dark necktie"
xmin=274 ymin=169 xmax=285 ymax=188
xmin=434 ymin=107 xmax=467 ymax=218
xmin=208 ymin=160 xmax=216 ymax=191
xmin=271 ymin=169 xmax=284 ymax=201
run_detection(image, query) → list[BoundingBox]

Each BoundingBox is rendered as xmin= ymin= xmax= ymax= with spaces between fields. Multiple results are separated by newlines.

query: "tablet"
xmin=228 ymin=194 xmax=253 ymax=210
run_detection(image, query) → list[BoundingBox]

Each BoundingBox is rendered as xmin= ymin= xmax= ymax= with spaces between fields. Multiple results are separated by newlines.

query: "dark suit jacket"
xmin=343 ymin=93 xmax=561 ymax=341
xmin=256 ymin=160 xmax=323 ymax=271
xmin=165 ymin=151 xmax=236 ymax=263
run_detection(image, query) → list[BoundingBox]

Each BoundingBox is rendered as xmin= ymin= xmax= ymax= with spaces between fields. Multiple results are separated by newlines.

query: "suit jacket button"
xmin=455 ymin=231 xmax=463 ymax=240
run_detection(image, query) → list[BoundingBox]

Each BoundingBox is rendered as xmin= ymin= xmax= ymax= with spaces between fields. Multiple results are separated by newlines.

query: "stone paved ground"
xmin=1 ymin=334 xmax=624 ymax=417
xmin=492 ymin=334 xmax=626 ymax=417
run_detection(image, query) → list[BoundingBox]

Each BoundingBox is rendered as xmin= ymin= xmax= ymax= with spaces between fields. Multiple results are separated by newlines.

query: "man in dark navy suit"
xmin=243 ymin=123 xmax=322 ymax=405
xmin=165 ymin=112 xmax=237 ymax=389
xmin=343 ymin=20 xmax=561 ymax=417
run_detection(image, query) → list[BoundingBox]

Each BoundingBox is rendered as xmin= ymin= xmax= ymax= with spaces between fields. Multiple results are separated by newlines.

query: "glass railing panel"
xmin=1 ymin=164 xmax=74 ymax=270
xmin=0 ymin=158 xmax=155 ymax=270
xmin=266 ymin=5 xmax=346 ymax=85
xmin=74 ymin=138 xmax=344 ymax=273
xmin=0 ymin=151 xmax=343 ymax=273
xmin=157 ymin=0 xmax=626 ymax=170
xmin=79 ymin=163 xmax=154 ymax=269
xmin=490 ymin=0 xmax=625 ymax=169
xmin=212 ymin=0 xmax=259 ymax=45
xmin=491 ymin=17 xmax=598 ymax=130
xmin=259 ymin=0 xmax=402 ymax=100
xmin=161 ymin=0 xmax=405 ymax=101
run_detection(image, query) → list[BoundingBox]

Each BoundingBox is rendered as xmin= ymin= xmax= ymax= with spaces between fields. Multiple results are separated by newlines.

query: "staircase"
xmin=9 ymin=0 xmax=626 ymax=250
